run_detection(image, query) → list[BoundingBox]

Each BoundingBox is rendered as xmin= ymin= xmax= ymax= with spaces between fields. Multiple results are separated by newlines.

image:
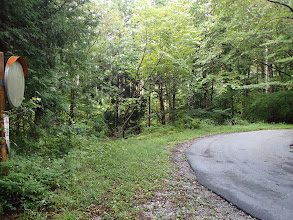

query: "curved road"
xmin=185 ymin=129 xmax=293 ymax=220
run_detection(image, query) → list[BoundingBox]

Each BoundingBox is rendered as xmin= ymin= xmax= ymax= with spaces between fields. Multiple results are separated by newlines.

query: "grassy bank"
xmin=2 ymin=123 xmax=293 ymax=219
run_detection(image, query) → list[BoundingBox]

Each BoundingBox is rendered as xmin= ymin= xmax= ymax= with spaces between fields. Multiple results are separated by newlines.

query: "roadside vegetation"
xmin=0 ymin=0 xmax=293 ymax=218
xmin=1 ymin=122 xmax=292 ymax=219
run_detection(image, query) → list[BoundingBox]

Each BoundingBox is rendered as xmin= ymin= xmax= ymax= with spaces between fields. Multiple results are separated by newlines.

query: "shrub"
xmin=224 ymin=116 xmax=249 ymax=126
xmin=174 ymin=114 xmax=200 ymax=129
xmin=0 ymin=155 xmax=74 ymax=214
xmin=188 ymin=108 xmax=232 ymax=125
xmin=244 ymin=91 xmax=293 ymax=123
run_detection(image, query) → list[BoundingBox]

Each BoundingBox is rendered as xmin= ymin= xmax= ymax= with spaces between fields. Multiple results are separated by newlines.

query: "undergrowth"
xmin=1 ymin=123 xmax=293 ymax=219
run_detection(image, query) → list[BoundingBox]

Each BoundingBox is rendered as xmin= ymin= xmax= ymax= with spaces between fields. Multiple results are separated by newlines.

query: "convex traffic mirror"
xmin=4 ymin=56 xmax=28 ymax=108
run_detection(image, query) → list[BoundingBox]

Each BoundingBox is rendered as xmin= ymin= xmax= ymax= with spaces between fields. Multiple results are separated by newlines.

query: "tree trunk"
xmin=69 ymin=89 xmax=75 ymax=125
xmin=165 ymin=83 xmax=171 ymax=122
xmin=159 ymin=81 xmax=165 ymax=125
xmin=256 ymin=64 xmax=259 ymax=84
xmin=122 ymin=126 xmax=126 ymax=139
xmin=210 ymin=79 xmax=214 ymax=105
xmin=269 ymin=64 xmax=274 ymax=93
xmin=202 ymin=72 xmax=207 ymax=109
xmin=274 ymin=63 xmax=285 ymax=90
xmin=261 ymin=63 xmax=265 ymax=93
xmin=265 ymin=46 xmax=269 ymax=93
xmin=171 ymin=84 xmax=176 ymax=122
xmin=147 ymin=91 xmax=151 ymax=127
xmin=245 ymin=68 xmax=250 ymax=97
xmin=114 ymin=75 xmax=120 ymax=133
xmin=230 ymin=87 xmax=234 ymax=117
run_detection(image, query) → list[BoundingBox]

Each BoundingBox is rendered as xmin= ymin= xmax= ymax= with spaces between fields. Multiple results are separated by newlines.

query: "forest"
xmin=0 ymin=0 xmax=293 ymax=219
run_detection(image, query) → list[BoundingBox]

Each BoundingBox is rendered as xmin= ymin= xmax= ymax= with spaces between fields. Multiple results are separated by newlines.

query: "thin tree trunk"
xmin=230 ymin=87 xmax=234 ymax=117
xmin=261 ymin=63 xmax=265 ymax=93
xmin=202 ymin=72 xmax=207 ymax=109
xmin=69 ymin=89 xmax=75 ymax=125
xmin=274 ymin=63 xmax=283 ymax=82
xmin=210 ymin=79 xmax=214 ymax=104
xmin=147 ymin=91 xmax=151 ymax=127
xmin=269 ymin=64 xmax=274 ymax=93
xmin=115 ymin=75 xmax=121 ymax=133
xmin=265 ymin=47 xmax=269 ymax=93
xmin=115 ymin=98 xmax=119 ymax=130
xmin=165 ymin=82 xmax=171 ymax=122
xmin=256 ymin=64 xmax=259 ymax=85
xmin=171 ymin=84 xmax=176 ymax=122
xmin=274 ymin=63 xmax=285 ymax=90
xmin=187 ymin=83 xmax=190 ymax=111
xmin=159 ymin=80 xmax=165 ymax=125
xmin=245 ymin=68 xmax=250 ymax=97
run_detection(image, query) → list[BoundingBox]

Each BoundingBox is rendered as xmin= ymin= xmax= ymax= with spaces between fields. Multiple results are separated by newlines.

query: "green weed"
xmin=1 ymin=123 xmax=292 ymax=218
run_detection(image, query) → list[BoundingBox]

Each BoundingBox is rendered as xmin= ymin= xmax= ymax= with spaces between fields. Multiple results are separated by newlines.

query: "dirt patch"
xmin=139 ymin=139 xmax=256 ymax=219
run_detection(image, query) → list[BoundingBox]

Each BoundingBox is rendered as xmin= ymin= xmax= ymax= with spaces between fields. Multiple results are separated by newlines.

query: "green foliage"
xmin=175 ymin=115 xmax=201 ymax=129
xmin=3 ymin=123 xmax=293 ymax=218
xmin=1 ymin=0 xmax=293 ymax=217
xmin=190 ymin=0 xmax=293 ymax=115
xmin=187 ymin=108 xmax=232 ymax=125
xmin=0 ymin=155 xmax=75 ymax=214
xmin=0 ymin=0 xmax=99 ymax=153
xmin=245 ymin=91 xmax=293 ymax=123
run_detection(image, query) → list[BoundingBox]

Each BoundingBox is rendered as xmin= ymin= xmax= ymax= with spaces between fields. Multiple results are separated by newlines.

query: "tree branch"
xmin=223 ymin=43 xmax=291 ymax=77
xmin=149 ymin=53 xmax=164 ymax=76
xmin=266 ymin=0 xmax=293 ymax=13
xmin=86 ymin=39 xmax=97 ymax=55
xmin=122 ymin=107 xmax=137 ymax=129
xmin=136 ymin=29 xmax=148 ymax=77
xmin=132 ymin=53 xmax=164 ymax=99
xmin=253 ymin=58 xmax=291 ymax=77
xmin=239 ymin=17 xmax=293 ymax=46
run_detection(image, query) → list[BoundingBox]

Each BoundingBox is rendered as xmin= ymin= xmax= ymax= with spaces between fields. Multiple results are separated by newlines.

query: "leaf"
xmin=275 ymin=56 xmax=293 ymax=63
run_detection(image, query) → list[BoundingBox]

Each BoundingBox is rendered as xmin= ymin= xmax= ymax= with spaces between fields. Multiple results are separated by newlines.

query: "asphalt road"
xmin=185 ymin=129 xmax=293 ymax=220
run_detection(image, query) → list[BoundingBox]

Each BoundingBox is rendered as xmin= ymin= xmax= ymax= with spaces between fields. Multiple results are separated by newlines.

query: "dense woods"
xmin=1 ymin=0 xmax=293 ymax=140
xmin=0 ymin=0 xmax=292 ymax=217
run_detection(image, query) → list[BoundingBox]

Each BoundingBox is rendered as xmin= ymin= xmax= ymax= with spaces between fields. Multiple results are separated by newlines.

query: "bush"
xmin=0 ymin=155 xmax=75 ymax=214
xmin=244 ymin=91 xmax=293 ymax=123
xmin=188 ymin=108 xmax=232 ymax=125
xmin=172 ymin=111 xmax=200 ymax=130
xmin=224 ymin=117 xmax=249 ymax=126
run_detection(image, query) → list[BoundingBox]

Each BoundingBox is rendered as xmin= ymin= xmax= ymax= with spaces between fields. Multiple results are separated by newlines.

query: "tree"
xmin=0 ymin=0 xmax=98 ymax=151
xmin=131 ymin=0 xmax=199 ymax=125
xmin=189 ymin=0 xmax=293 ymax=121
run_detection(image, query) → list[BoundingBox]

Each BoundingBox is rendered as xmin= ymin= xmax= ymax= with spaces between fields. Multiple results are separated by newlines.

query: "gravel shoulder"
xmin=140 ymin=139 xmax=256 ymax=219
xmin=0 ymin=139 xmax=257 ymax=219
